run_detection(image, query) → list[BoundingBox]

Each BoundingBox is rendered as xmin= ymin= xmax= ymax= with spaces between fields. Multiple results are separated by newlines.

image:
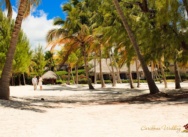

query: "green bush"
xmin=56 ymin=79 xmax=63 ymax=84
xmin=71 ymin=69 xmax=85 ymax=75
xmin=78 ymin=78 xmax=88 ymax=84
xmin=166 ymin=75 xmax=175 ymax=79
xmin=55 ymin=71 xmax=68 ymax=76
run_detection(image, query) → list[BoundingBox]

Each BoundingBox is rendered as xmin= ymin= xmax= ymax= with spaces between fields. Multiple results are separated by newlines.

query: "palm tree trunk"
xmin=113 ymin=0 xmax=159 ymax=94
xmin=94 ymin=55 xmax=97 ymax=84
xmin=82 ymin=45 xmax=94 ymax=90
xmin=67 ymin=65 xmax=71 ymax=85
xmin=75 ymin=65 xmax=78 ymax=84
xmin=18 ymin=74 xmax=21 ymax=85
xmin=111 ymin=53 xmax=122 ymax=83
xmin=0 ymin=0 xmax=26 ymax=100
xmin=116 ymin=68 xmax=122 ymax=83
xmin=151 ymin=61 xmax=154 ymax=79
xmin=128 ymin=64 xmax=134 ymax=89
xmin=99 ymin=49 xmax=106 ymax=88
xmin=109 ymin=53 xmax=116 ymax=87
xmin=23 ymin=73 xmax=26 ymax=85
xmin=71 ymin=67 xmax=75 ymax=84
xmin=136 ymin=59 xmax=140 ymax=88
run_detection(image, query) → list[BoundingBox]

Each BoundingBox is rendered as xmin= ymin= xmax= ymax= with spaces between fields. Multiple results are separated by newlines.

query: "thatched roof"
xmin=89 ymin=58 xmax=152 ymax=74
xmin=42 ymin=71 xmax=58 ymax=79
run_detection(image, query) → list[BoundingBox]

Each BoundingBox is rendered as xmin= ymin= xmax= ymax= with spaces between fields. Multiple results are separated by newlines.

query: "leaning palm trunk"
xmin=0 ymin=0 xmax=26 ymax=100
xmin=128 ymin=64 xmax=134 ymax=89
xmin=75 ymin=65 xmax=78 ymax=84
xmin=94 ymin=55 xmax=97 ymax=84
xmin=82 ymin=46 xmax=94 ymax=90
xmin=113 ymin=0 xmax=159 ymax=94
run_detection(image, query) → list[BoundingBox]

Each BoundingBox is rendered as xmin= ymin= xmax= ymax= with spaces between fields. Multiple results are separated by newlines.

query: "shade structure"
xmin=42 ymin=71 xmax=58 ymax=79
xmin=89 ymin=58 xmax=147 ymax=74
xmin=42 ymin=71 xmax=58 ymax=84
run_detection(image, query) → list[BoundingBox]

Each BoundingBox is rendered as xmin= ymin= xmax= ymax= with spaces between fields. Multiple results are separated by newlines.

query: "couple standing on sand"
xmin=32 ymin=76 xmax=43 ymax=90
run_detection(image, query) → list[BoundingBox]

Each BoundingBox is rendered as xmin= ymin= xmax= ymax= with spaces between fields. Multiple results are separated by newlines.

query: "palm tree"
xmin=113 ymin=0 xmax=160 ymax=94
xmin=1 ymin=0 xmax=12 ymax=19
xmin=47 ymin=24 xmax=95 ymax=89
xmin=0 ymin=0 xmax=40 ymax=100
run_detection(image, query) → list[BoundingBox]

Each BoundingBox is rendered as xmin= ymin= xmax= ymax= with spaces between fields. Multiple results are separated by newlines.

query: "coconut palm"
xmin=1 ymin=0 xmax=12 ymax=18
xmin=47 ymin=24 xmax=95 ymax=89
xmin=0 ymin=0 xmax=40 ymax=100
xmin=113 ymin=0 xmax=160 ymax=94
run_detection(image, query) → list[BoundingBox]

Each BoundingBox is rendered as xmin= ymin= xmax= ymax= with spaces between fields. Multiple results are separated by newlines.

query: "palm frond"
xmin=53 ymin=17 xmax=65 ymax=26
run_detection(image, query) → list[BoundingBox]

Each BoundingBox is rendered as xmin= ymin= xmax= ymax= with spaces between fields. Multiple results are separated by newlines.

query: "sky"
xmin=9 ymin=0 xmax=68 ymax=50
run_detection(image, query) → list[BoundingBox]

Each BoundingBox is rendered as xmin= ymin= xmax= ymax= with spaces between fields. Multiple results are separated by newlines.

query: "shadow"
xmin=0 ymin=96 xmax=65 ymax=113
xmin=42 ymin=85 xmax=94 ymax=92
xmin=115 ymin=89 xmax=188 ymax=105
xmin=1 ymin=85 xmax=188 ymax=112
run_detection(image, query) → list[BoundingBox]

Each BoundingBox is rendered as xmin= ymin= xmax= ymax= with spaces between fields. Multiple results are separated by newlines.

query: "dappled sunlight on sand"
xmin=0 ymin=82 xmax=187 ymax=137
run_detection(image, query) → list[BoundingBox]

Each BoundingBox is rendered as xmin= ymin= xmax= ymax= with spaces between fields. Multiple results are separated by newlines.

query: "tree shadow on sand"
xmin=42 ymin=85 xmax=93 ymax=92
xmin=0 ymin=96 xmax=65 ymax=113
xmin=0 ymin=86 xmax=188 ymax=113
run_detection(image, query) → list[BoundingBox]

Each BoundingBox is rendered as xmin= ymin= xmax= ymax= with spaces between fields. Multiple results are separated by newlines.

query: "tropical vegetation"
xmin=1 ymin=0 xmax=188 ymax=100
xmin=0 ymin=0 xmax=40 ymax=100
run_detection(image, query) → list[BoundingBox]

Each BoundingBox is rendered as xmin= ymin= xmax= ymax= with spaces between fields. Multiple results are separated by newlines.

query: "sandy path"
xmin=0 ymin=83 xmax=188 ymax=137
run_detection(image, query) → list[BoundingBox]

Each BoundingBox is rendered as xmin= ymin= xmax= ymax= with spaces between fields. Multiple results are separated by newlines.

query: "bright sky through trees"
xmin=8 ymin=0 xmax=68 ymax=49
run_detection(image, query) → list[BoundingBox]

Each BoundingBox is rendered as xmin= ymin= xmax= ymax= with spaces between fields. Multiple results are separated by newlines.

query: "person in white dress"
xmin=38 ymin=76 xmax=43 ymax=90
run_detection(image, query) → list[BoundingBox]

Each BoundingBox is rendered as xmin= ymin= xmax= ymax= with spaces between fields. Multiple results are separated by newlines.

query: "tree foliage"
xmin=32 ymin=45 xmax=46 ymax=76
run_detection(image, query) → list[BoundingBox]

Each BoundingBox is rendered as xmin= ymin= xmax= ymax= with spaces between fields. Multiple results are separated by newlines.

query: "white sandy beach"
xmin=0 ymin=82 xmax=188 ymax=137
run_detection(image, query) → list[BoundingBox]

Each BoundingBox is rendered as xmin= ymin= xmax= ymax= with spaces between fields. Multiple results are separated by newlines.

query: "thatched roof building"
xmin=89 ymin=58 xmax=151 ymax=74
xmin=42 ymin=71 xmax=58 ymax=79
xmin=42 ymin=71 xmax=58 ymax=84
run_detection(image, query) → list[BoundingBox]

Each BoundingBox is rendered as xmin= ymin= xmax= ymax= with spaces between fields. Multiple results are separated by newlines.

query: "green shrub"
xmin=56 ymin=79 xmax=63 ymax=84
xmin=78 ymin=78 xmax=88 ymax=84
xmin=71 ymin=69 xmax=85 ymax=75
xmin=55 ymin=71 xmax=68 ymax=76
xmin=166 ymin=75 xmax=175 ymax=79
xmin=77 ymin=69 xmax=85 ymax=75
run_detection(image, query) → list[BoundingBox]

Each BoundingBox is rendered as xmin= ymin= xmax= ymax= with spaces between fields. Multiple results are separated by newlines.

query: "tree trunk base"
xmin=89 ymin=84 xmax=95 ymax=90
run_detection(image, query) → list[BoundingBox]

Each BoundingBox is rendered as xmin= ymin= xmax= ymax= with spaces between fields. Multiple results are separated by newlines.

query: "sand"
xmin=0 ymin=82 xmax=188 ymax=137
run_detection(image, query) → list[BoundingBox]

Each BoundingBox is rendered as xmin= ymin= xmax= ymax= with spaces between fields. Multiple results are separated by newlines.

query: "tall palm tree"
xmin=0 ymin=0 xmax=40 ymax=100
xmin=113 ymin=0 xmax=159 ymax=94
xmin=47 ymin=24 xmax=95 ymax=89
xmin=1 ymin=0 xmax=12 ymax=19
